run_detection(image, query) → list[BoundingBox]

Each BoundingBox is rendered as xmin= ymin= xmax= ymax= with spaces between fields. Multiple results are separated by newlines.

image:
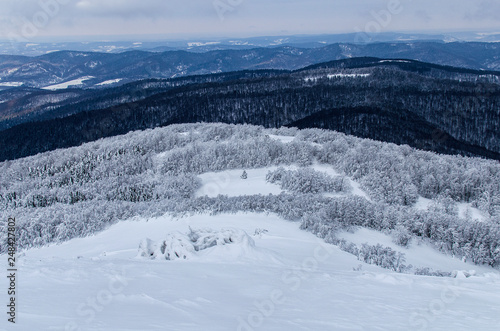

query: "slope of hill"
xmin=1 ymin=123 xmax=499 ymax=262
xmin=13 ymin=212 xmax=500 ymax=331
xmin=0 ymin=42 xmax=499 ymax=90
xmin=0 ymin=70 xmax=284 ymax=131
xmin=1 ymin=122 xmax=500 ymax=330
xmin=0 ymin=58 xmax=498 ymax=162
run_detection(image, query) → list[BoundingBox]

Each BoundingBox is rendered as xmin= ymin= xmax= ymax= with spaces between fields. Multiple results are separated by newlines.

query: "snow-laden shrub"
xmin=137 ymin=228 xmax=255 ymax=261
xmin=329 ymin=238 xmax=408 ymax=273
xmin=391 ymin=225 xmax=412 ymax=248
xmin=266 ymin=167 xmax=350 ymax=194
xmin=414 ymin=267 xmax=452 ymax=277
xmin=360 ymin=171 xmax=418 ymax=206
xmin=358 ymin=243 xmax=408 ymax=273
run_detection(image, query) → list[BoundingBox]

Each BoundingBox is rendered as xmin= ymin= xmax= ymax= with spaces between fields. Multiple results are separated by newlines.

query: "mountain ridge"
xmin=0 ymin=57 xmax=498 ymax=162
xmin=1 ymin=42 xmax=500 ymax=90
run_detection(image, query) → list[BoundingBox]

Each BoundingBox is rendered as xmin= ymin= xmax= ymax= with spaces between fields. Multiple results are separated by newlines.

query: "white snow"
xmin=415 ymin=196 xmax=434 ymax=211
xmin=187 ymin=42 xmax=221 ymax=47
xmin=267 ymin=134 xmax=295 ymax=144
xmin=195 ymin=167 xmax=286 ymax=198
xmin=42 ymin=76 xmax=95 ymax=90
xmin=309 ymin=163 xmax=371 ymax=201
xmin=338 ymin=227 xmax=493 ymax=274
xmin=0 ymin=82 xmax=23 ymax=87
xmin=327 ymin=73 xmax=371 ymax=78
xmin=95 ymin=78 xmax=123 ymax=86
xmin=5 ymin=67 xmax=19 ymax=74
xmin=304 ymin=73 xmax=370 ymax=82
xmin=2 ymin=124 xmax=500 ymax=330
xmin=457 ymin=202 xmax=487 ymax=222
xmin=415 ymin=197 xmax=487 ymax=222
xmin=137 ymin=228 xmax=282 ymax=264
xmin=379 ymin=60 xmax=412 ymax=63
xmin=7 ymin=212 xmax=500 ymax=330
xmin=195 ymin=164 xmax=371 ymax=201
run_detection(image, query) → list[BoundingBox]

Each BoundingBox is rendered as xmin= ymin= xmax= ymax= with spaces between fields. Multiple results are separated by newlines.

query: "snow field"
xmin=42 ymin=76 xmax=95 ymax=90
xmin=5 ymin=212 xmax=500 ymax=331
xmin=95 ymin=78 xmax=123 ymax=86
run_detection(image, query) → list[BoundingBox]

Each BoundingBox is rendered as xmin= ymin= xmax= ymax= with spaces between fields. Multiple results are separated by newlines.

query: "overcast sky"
xmin=1 ymin=0 xmax=499 ymax=41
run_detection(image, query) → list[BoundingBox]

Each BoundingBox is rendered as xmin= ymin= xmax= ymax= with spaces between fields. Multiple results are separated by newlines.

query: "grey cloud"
xmin=465 ymin=0 xmax=500 ymax=21
xmin=0 ymin=0 xmax=498 ymax=40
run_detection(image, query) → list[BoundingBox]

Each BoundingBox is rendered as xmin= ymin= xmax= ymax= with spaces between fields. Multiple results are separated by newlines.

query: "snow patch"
xmin=457 ymin=202 xmax=487 ymax=222
xmin=95 ymin=78 xmax=123 ymax=86
xmin=187 ymin=41 xmax=221 ymax=47
xmin=414 ymin=196 xmax=433 ymax=211
xmin=379 ymin=60 xmax=412 ymax=63
xmin=327 ymin=73 xmax=371 ymax=79
xmin=42 ymin=76 xmax=95 ymax=90
xmin=195 ymin=167 xmax=286 ymax=198
xmin=267 ymin=134 xmax=295 ymax=143
xmin=305 ymin=73 xmax=370 ymax=82
xmin=338 ymin=227 xmax=491 ymax=273
xmin=0 ymin=81 xmax=23 ymax=87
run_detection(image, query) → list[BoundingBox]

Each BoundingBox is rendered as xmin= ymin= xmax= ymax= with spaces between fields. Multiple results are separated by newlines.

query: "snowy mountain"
xmin=1 ymin=122 xmax=499 ymax=330
xmin=1 ymin=58 xmax=499 ymax=162
xmin=1 ymin=32 xmax=499 ymax=56
xmin=0 ymin=42 xmax=499 ymax=90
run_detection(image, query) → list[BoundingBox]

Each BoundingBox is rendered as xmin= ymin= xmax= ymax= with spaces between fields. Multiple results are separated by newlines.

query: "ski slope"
xmin=3 ymin=212 xmax=500 ymax=331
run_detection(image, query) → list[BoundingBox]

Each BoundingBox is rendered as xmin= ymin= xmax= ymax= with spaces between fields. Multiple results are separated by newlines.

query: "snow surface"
xmin=379 ymin=60 xmax=412 ymax=63
xmin=95 ymin=78 xmax=123 ymax=86
xmin=195 ymin=164 xmax=371 ymax=202
xmin=267 ymin=134 xmax=295 ymax=144
xmin=187 ymin=42 xmax=221 ymax=47
xmin=415 ymin=196 xmax=434 ymax=211
xmin=42 ymin=76 xmax=95 ymax=90
xmin=304 ymin=74 xmax=370 ymax=82
xmin=0 ymin=82 xmax=23 ymax=87
xmin=457 ymin=202 xmax=487 ymax=222
xmin=337 ymin=227 xmax=493 ymax=274
xmin=327 ymin=73 xmax=371 ymax=78
xmin=5 ymin=212 xmax=500 ymax=331
xmin=414 ymin=197 xmax=486 ymax=222
xmin=195 ymin=167 xmax=287 ymax=198
xmin=311 ymin=163 xmax=371 ymax=201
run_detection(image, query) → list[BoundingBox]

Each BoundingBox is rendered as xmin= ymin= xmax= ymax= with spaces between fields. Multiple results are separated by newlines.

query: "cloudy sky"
xmin=0 ymin=0 xmax=499 ymax=41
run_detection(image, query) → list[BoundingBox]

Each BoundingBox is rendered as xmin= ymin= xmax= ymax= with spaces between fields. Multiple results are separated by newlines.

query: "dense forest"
xmin=1 ymin=124 xmax=499 ymax=270
xmin=0 ymin=58 xmax=499 ymax=162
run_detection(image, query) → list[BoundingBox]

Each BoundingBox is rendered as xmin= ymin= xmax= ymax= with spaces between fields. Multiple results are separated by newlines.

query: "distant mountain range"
xmin=2 ymin=32 xmax=500 ymax=56
xmin=0 ymin=42 xmax=499 ymax=91
xmin=0 ymin=57 xmax=498 ymax=162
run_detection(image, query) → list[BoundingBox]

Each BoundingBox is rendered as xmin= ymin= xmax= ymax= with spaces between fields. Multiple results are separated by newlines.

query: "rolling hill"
xmin=0 ymin=58 xmax=498 ymax=162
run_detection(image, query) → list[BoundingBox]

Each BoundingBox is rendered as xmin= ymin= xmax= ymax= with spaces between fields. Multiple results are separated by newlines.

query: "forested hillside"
xmin=0 ymin=70 xmax=284 ymax=131
xmin=1 ymin=123 xmax=499 ymax=269
xmin=1 ymin=41 xmax=499 ymax=89
xmin=0 ymin=58 xmax=499 ymax=162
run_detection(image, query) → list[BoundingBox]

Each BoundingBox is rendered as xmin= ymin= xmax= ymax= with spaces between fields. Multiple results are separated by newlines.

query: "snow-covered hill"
xmin=9 ymin=212 xmax=500 ymax=331
xmin=1 ymin=123 xmax=500 ymax=330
